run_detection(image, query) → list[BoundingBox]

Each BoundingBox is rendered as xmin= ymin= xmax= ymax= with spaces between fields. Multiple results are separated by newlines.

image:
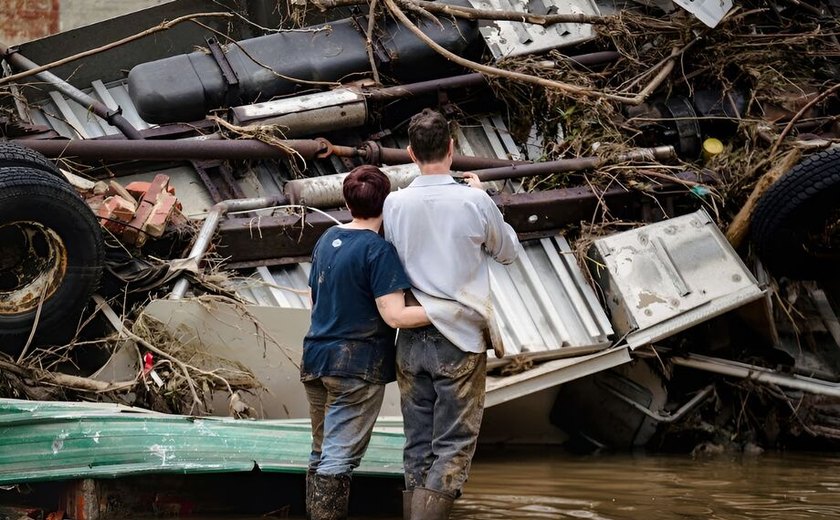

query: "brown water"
xmin=435 ymin=448 xmax=840 ymax=519
xmin=167 ymin=448 xmax=840 ymax=520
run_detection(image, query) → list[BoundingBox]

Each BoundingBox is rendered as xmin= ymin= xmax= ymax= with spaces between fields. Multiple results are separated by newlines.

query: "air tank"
xmin=128 ymin=1 xmax=480 ymax=124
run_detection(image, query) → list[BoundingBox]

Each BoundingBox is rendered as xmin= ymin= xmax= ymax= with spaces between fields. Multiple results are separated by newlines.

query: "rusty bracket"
xmin=313 ymin=137 xmax=334 ymax=159
xmin=206 ymin=37 xmax=240 ymax=105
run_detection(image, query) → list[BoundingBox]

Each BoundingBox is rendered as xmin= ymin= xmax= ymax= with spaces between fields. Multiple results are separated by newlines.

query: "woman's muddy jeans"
xmin=396 ymin=326 xmax=487 ymax=497
xmin=304 ymin=376 xmax=386 ymax=476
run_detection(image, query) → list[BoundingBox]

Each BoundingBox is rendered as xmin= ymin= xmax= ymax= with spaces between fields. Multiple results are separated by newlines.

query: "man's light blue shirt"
xmin=383 ymin=174 xmax=519 ymax=353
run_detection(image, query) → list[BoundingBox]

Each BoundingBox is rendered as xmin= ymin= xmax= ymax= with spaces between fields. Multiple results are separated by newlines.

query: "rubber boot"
xmin=310 ymin=473 xmax=351 ymax=520
xmin=305 ymin=469 xmax=316 ymax=519
xmin=410 ymin=487 xmax=454 ymax=520
xmin=403 ymin=489 xmax=413 ymax=519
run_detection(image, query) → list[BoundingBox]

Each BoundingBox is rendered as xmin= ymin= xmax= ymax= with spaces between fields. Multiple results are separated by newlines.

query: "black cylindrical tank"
xmin=128 ymin=3 xmax=479 ymax=124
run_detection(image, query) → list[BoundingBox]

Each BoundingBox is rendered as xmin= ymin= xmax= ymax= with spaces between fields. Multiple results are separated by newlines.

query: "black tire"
xmin=0 ymin=141 xmax=63 ymax=178
xmin=0 ymin=167 xmax=104 ymax=356
xmin=751 ymin=147 xmax=840 ymax=277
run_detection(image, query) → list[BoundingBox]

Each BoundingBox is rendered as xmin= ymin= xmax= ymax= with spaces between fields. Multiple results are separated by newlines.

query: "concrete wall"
xmin=0 ymin=0 xmax=170 ymax=44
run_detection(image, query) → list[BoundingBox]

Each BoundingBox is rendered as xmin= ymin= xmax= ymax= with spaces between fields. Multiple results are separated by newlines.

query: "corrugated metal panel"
xmin=236 ymin=234 xmax=613 ymax=357
xmin=0 ymin=398 xmax=403 ymax=484
xmin=235 ymin=264 xmax=312 ymax=309
xmin=30 ymin=80 xmax=152 ymax=139
xmin=473 ymin=0 xmax=599 ymax=59
xmin=490 ymin=234 xmax=613 ymax=357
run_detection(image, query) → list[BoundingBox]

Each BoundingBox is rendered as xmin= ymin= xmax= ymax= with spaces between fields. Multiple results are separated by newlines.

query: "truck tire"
xmin=751 ymin=147 xmax=840 ymax=277
xmin=0 ymin=141 xmax=63 ymax=178
xmin=0 ymin=167 xmax=104 ymax=356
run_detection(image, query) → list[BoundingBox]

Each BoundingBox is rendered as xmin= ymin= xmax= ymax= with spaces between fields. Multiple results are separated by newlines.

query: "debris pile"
xmin=0 ymin=0 xmax=837 ymax=454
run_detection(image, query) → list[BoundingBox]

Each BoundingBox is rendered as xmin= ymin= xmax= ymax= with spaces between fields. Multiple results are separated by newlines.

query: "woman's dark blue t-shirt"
xmin=302 ymin=226 xmax=411 ymax=384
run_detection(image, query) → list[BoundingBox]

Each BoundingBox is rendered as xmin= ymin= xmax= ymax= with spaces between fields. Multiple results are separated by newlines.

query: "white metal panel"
xmin=591 ymin=209 xmax=765 ymax=349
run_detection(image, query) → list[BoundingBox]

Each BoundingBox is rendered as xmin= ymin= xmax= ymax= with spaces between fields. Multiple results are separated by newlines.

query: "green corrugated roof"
xmin=0 ymin=399 xmax=404 ymax=485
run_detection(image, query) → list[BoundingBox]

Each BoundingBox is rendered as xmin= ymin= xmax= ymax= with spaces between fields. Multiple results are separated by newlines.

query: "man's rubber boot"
xmin=305 ymin=469 xmax=316 ymax=519
xmin=403 ymin=489 xmax=413 ymax=519
xmin=310 ymin=473 xmax=351 ymax=520
xmin=410 ymin=487 xmax=454 ymax=520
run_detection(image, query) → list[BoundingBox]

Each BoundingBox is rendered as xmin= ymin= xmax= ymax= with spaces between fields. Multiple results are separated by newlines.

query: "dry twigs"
xmin=0 ymin=357 xmax=135 ymax=393
xmin=209 ymin=115 xmax=307 ymax=170
xmin=383 ymin=0 xmax=691 ymax=106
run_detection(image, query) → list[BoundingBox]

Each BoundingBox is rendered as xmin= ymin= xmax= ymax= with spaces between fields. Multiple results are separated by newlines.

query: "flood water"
xmin=445 ymin=448 xmax=840 ymax=519
xmin=113 ymin=447 xmax=840 ymax=520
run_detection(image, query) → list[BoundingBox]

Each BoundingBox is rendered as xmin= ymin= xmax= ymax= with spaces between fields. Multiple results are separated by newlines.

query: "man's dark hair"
xmin=343 ymin=165 xmax=391 ymax=219
xmin=407 ymin=108 xmax=450 ymax=164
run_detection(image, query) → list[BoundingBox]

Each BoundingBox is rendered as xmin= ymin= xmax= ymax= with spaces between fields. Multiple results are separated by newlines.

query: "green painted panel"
xmin=0 ymin=399 xmax=404 ymax=485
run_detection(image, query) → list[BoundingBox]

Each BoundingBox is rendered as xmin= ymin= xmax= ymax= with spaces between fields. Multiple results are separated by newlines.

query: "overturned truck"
xmin=0 ymin=0 xmax=838 ymax=458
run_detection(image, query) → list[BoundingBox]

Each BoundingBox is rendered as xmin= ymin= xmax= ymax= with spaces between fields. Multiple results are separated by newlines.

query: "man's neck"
xmin=419 ymin=162 xmax=451 ymax=175
xmin=342 ymin=216 xmax=382 ymax=233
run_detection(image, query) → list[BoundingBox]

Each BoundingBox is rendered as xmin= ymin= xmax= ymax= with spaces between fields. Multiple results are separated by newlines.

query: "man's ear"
xmin=407 ymin=145 xmax=418 ymax=164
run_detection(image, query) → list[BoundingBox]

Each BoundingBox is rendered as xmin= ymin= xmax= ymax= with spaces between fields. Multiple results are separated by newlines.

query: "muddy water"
xmin=183 ymin=448 xmax=840 ymax=519
xmin=443 ymin=448 xmax=840 ymax=520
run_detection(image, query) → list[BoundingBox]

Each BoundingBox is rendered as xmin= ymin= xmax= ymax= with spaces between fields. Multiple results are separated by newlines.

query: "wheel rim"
xmin=0 ymin=221 xmax=68 ymax=315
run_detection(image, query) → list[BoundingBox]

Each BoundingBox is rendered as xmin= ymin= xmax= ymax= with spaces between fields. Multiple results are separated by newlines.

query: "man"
xmin=303 ymin=165 xmax=429 ymax=520
xmin=383 ymin=109 xmax=519 ymax=519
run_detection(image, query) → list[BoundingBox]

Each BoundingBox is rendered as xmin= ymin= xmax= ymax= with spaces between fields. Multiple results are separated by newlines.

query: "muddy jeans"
xmin=304 ymin=376 xmax=386 ymax=476
xmin=396 ymin=326 xmax=487 ymax=498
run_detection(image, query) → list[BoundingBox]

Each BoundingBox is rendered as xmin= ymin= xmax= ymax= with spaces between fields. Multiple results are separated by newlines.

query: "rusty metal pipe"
xmin=16 ymin=138 xmax=332 ymax=161
xmin=0 ymin=43 xmax=143 ymax=140
xmin=373 ymin=145 xmax=525 ymax=170
xmin=470 ymin=146 xmax=676 ymax=181
xmin=536 ymin=50 xmax=622 ymax=68
xmin=367 ymin=74 xmax=487 ymax=101
xmin=15 ymin=138 xmax=525 ymax=170
xmin=170 ymin=195 xmax=287 ymax=299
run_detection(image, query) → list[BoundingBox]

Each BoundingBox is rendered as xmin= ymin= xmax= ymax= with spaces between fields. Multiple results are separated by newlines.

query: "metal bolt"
xmin=528 ymin=214 xmax=539 ymax=224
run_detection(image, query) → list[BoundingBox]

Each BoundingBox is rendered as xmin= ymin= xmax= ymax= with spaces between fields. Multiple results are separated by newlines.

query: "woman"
xmin=302 ymin=165 xmax=428 ymax=520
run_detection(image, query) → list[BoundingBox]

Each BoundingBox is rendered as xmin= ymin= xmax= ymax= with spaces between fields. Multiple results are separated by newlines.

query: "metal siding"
xmin=234 ymin=263 xmax=313 ymax=310
xmin=240 ymin=235 xmax=613 ymax=356
xmin=490 ymin=235 xmax=613 ymax=356
xmin=0 ymin=398 xmax=404 ymax=484
xmin=29 ymin=79 xmax=153 ymax=137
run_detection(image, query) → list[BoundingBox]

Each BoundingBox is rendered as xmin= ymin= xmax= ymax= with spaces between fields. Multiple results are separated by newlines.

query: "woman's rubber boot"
xmin=403 ymin=489 xmax=413 ymax=519
xmin=310 ymin=473 xmax=351 ymax=520
xmin=410 ymin=487 xmax=454 ymax=520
